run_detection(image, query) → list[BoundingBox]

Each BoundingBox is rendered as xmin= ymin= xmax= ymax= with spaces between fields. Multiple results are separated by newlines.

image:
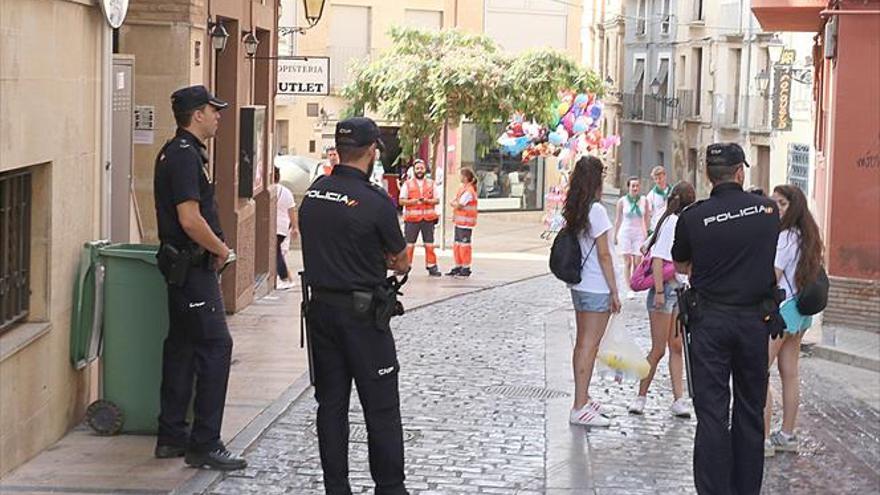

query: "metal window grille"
xmin=0 ymin=170 xmax=32 ymax=334
xmin=787 ymin=144 xmax=810 ymax=195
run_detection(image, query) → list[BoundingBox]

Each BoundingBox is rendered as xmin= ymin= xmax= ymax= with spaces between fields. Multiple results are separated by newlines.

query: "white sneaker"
xmin=670 ymin=398 xmax=692 ymax=418
xmin=769 ymin=430 xmax=798 ymax=453
xmin=628 ymin=396 xmax=647 ymax=415
xmin=570 ymin=403 xmax=611 ymax=427
xmin=276 ymin=278 xmax=295 ymax=290
xmin=764 ymin=438 xmax=775 ymax=458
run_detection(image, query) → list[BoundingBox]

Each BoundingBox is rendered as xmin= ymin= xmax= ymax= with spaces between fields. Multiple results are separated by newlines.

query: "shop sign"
xmin=277 ymin=57 xmax=330 ymax=96
xmin=99 ymin=0 xmax=129 ymax=29
xmin=772 ymin=49 xmax=796 ymax=132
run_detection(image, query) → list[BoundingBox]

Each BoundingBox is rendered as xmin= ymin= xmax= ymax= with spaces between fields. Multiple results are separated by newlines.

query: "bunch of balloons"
xmin=497 ymin=91 xmax=620 ymax=164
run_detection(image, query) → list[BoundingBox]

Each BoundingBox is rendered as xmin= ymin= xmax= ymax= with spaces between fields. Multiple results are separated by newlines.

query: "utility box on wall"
xmin=239 ymin=105 xmax=267 ymax=198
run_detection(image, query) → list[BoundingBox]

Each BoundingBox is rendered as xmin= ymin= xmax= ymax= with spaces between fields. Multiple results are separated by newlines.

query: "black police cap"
xmin=335 ymin=117 xmax=385 ymax=151
xmin=171 ymin=85 xmax=229 ymax=114
xmin=706 ymin=142 xmax=750 ymax=168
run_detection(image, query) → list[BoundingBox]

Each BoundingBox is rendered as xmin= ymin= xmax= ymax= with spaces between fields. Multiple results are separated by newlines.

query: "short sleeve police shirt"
xmin=299 ymin=165 xmax=406 ymax=292
xmin=153 ymin=130 xmax=224 ymax=246
xmin=672 ymin=182 xmax=779 ymax=305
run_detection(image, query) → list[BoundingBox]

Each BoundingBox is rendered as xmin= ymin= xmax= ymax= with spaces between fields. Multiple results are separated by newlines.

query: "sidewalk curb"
xmin=171 ymin=373 xmax=312 ymax=495
xmin=802 ymin=342 xmax=880 ymax=373
xmin=170 ymin=271 xmax=552 ymax=494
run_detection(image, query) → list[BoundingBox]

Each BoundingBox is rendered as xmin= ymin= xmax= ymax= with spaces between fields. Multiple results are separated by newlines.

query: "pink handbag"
xmin=630 ymin=254 xmax=676 ymax=291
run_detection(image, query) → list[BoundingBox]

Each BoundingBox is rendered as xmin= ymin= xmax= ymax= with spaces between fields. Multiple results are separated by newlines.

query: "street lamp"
xmin=650 ymin=77 xmax=662 ymax=96
xmin=755 ymin=69 xmax=771 ymax=95
xmin=280 ymin=0 xmax=327 ymax=35
xmin=243 ymin=31 xmax=260 ymax=58
xmin=208 ymin=20 xmax=229 ymax=53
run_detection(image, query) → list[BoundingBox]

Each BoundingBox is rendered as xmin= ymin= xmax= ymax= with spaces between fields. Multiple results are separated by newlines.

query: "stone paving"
xmin=205 ymin=276 xmax=880 ymax=494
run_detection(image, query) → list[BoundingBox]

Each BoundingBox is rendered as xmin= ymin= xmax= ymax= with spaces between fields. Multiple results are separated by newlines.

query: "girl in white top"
xmin=563 ymin=156 xmax=621 ymax=428
xmin=764 ymin=185 xmax=824 ymax=455
xmin=614 ymin=177 xmax=649 ymax=298
xmin=627 ymin=181 xmax=696 ymax=418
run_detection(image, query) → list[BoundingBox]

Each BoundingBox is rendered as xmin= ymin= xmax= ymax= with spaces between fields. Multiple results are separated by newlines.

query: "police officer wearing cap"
xmin=152 ymin=85 xmax=246 ymax=470
xmin=672 ymin=143 xmax=783 ymax=494
xmin=299 ymin=117 xmax=410 ymax=494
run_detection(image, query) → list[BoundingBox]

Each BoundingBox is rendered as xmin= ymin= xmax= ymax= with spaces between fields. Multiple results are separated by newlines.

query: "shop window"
xmin=306 ymin=103 xmax=319 ymax=117
xmin=0 ymin=170 xmax=32 ymax=334
xmin=461 ymin=123 xmax=544 ymax=212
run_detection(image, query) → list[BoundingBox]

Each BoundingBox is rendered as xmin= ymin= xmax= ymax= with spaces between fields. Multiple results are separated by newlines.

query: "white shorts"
xmin=617 ymin=230 xmax=646 ymax=256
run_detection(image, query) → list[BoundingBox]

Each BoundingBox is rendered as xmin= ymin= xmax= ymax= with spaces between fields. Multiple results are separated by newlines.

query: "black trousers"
xmin=691 ymin=304 xmax=769 ymax=495
xmin=277 ymin=234 xmax=289 ymax=280
xmin=403 ymin=220 xmax=435 ymax=244
xmin=308 ymin=300 xmax=407 ymax=495
xmin=157 ymin=267 xmax=233 ymax=453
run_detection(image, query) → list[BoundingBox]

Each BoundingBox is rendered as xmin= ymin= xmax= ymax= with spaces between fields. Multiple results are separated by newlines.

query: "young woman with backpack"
xmin=627 ymin=181 xmax=695 ymax=418
xmin=564 ymin=156 xmax=622 ymax=427
xmin=764 ymin=185 xmax=824 ymax=456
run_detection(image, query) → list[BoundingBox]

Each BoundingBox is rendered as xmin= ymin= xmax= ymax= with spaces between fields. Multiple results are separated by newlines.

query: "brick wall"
xmin=823 ymin=276 xmax=880 ymax=332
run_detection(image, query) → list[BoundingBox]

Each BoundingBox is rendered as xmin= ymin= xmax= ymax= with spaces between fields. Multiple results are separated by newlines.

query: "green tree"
xmin=343 ymin=27 xmax=604 ymax=167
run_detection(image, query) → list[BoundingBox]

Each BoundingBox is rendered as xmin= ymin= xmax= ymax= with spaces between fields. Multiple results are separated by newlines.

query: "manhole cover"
xmin=484 ymin=385 xmax=569 ymax=400
xmin=310 ymin=423 xmax=418 ymax=443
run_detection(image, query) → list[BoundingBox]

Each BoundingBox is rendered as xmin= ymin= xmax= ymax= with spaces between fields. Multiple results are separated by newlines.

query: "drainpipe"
xmin=742 ymin=1 xmax=753 ymax=188
xmin=100 ymin=24 xmax=113 ymax=240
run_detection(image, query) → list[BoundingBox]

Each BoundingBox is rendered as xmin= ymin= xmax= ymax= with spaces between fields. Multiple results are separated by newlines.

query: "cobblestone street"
xmin=205 ymin=276 xmax=880 ymax=494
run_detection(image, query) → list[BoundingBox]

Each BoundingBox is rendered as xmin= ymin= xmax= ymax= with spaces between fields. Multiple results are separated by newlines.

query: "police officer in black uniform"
xmin=152 ymin=85 xmax=246 ymax=471
xmin=672 ymin=143 xmax=782 ymax=494
xmin=299 ymin=117 xmax=410 ymax=494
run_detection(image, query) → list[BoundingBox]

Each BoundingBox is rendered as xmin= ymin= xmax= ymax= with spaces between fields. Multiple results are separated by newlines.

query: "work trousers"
xmin=690 ymin=304 xmax=769 ymax=495
xmin=308 ymin=300 xmax=407 ymax=495
xmin=157 ymin=267 xmax=233 ymax=453
xmin=404 ymin=220 xmax=437 ymax=267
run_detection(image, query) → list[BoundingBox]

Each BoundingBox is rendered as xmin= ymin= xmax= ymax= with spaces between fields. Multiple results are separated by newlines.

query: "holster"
xmin=372 ymin=274 xmax=407 ymax=333
xmin=156 ymin=244 xmax=210 ymax=287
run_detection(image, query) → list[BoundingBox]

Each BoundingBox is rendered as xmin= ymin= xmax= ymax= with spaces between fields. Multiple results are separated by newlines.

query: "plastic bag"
xmin=596 ymin=315 xmax=650 ymax=382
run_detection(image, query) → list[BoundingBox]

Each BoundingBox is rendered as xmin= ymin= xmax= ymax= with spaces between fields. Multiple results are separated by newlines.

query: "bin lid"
xmin=98 ymin=244 xmax=160 ymax=265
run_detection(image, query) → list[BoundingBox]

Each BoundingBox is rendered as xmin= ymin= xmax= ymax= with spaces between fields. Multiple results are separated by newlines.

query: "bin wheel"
xmin=86 ymin=400 xmax=124 ymax=436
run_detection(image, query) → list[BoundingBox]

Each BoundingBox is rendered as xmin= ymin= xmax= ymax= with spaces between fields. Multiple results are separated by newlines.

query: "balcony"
xmin=751 ymin=0 xmax=825 ymax=32
xmin=712 ymin=94 xmax=772 ymax=130
xmin=676 ymin=89 xmax=702 ymax=121
xmin=623 ymin=93 xmax=674 ymax=125
xmin=623 ymin=93 xmax=645 ymax=121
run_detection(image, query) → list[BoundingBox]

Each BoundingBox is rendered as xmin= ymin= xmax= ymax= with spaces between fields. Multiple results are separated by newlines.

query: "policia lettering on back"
xmin=298 ymin=117 xmax=410 ymax=494
xmin=672 ymin=142 xmax=784 ymax=495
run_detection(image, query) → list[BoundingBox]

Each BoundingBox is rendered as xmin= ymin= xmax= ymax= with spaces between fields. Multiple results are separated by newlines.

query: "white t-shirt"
xmin=651 ymin=213 xmax=688 ymax=284
xmin=775 ymin=228 xmax=801 ymax=303
xmin=274 ymin=184 xmax=296 ymax=236
xmin=647 ymin=186 xmax=671 ymax=229
xmin=570 ymin=202 xmax=613 ymax=294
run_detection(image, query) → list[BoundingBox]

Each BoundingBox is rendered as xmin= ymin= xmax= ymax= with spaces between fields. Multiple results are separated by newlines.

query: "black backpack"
xmin=550 ymin=228 xmax=594 ymax=284
xmin=795 ymin=266 xmax=830 ymax=315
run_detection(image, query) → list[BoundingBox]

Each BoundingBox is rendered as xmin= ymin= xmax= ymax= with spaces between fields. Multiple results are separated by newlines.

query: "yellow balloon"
xmin=557 ymin=102 xmax=570 ymax=117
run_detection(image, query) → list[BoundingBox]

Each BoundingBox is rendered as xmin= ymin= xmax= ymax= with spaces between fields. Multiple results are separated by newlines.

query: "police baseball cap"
xmin=706 ymin=142 xmax=750 ymax=168
xmin=171 ymin=85 xmax=229 ymax=113
xmin=335 ymin=117 xmax=385 ymax=151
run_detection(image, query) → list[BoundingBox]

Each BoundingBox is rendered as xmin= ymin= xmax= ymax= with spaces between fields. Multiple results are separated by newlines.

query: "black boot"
xmin=427 ymin=265 xmax=442 ymax=277
xmin=154 ymin=444 xmax=186 ymax=459
xmin=457 ymin=267 xmax=472 ymax=278
xmin=185 ymin=445 xmax=248 ymax=471
xmin=445 ymin=266 xmax=461 ymax=276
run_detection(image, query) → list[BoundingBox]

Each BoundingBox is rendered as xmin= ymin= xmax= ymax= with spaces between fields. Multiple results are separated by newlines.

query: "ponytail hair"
xmin=646 ymin=181 xmax=696 ymax=251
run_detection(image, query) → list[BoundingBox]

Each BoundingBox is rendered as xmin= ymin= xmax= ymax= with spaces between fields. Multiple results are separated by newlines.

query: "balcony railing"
xmin=623 ymin=93 xmax=674 ymax=125
xmin=712 ymin=94 xmax=772 ymax=130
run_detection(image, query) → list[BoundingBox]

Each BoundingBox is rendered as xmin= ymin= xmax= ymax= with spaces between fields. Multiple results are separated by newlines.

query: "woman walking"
xmin=447 ymin=168 xmax=479 ymax=278
xmin=614 ymin=177 xmax=649 ymax=299
xmin=764 ymin=185 xmax=823 ymax=456
xmin=565 ymin=156 xmax=622 ymax=427
xmin=627 ymin=182 xmax=695 ymax=418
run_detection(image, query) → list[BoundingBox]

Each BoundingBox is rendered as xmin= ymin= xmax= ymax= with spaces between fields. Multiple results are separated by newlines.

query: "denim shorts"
xmin=570 ymin=290 xmax=611 ymax=313
xmin=646 ymin=280 xmax=680 ymax=314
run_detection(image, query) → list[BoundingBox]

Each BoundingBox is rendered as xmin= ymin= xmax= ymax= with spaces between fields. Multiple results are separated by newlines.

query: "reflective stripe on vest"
xmin=403 ymin=179 xmax=438 ymax=223
xmin=453 ymin=185 xmax=478 ymax=228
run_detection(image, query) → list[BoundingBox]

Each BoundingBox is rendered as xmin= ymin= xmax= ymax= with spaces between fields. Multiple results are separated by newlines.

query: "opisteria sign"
xmin=277 ymin=57 xmax=330 ymax=96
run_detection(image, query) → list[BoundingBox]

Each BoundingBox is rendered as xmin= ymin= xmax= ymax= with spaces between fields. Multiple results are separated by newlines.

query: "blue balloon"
xmin=548 ymin=132 xmax=564 ymax=146
xmin=590 ymin=105 xmax=602 ymax=120
xmin=574 ymin=93 xmax=589 ymax=107
xmin=573 ymin=121 xmax=588 ymax=134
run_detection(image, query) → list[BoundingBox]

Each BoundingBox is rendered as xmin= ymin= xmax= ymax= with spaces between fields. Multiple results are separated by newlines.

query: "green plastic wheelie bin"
xmin=70 ymin=243 xmax=169 ymax=435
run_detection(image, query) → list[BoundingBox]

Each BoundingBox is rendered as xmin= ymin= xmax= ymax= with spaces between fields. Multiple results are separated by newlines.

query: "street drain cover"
xmin=484 ymin=385 xmax=569 ymax=400
xmin=311 ymin=424 xmax=418 ymax=443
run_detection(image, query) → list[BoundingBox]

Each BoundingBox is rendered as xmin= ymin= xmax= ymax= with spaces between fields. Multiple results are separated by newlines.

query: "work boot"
xmin=154 ymin=444 xmax=186 ymax=459
xmin=457 ymin=267 xmax=472 ymax=278
xmin=185 ymin=445 xmax=247 ymax=471
xmin=445 ymin=266 xmax=462 ymax=276
xmin=427 ymin=266 xmax=442 ymax=277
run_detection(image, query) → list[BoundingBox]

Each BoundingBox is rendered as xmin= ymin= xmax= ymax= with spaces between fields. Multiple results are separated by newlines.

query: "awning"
xmin=630 ymin=61 xmax=646 ymax=92
xmin=654 ymin=60 xmax=670 ymax=87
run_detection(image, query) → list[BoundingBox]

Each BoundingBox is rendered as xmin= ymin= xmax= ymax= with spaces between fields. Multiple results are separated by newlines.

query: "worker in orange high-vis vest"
xmin=447 ymin=168 xmax=478 ymax=278
xmin=399 ymin=159 xmax=442 ymax=277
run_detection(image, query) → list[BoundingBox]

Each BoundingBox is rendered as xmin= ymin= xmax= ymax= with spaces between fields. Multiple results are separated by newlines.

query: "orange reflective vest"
xmin=402 ymin=179 xmax=438 ymax=223
xmin=453 ymin=184 xmax=478 ymax=228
